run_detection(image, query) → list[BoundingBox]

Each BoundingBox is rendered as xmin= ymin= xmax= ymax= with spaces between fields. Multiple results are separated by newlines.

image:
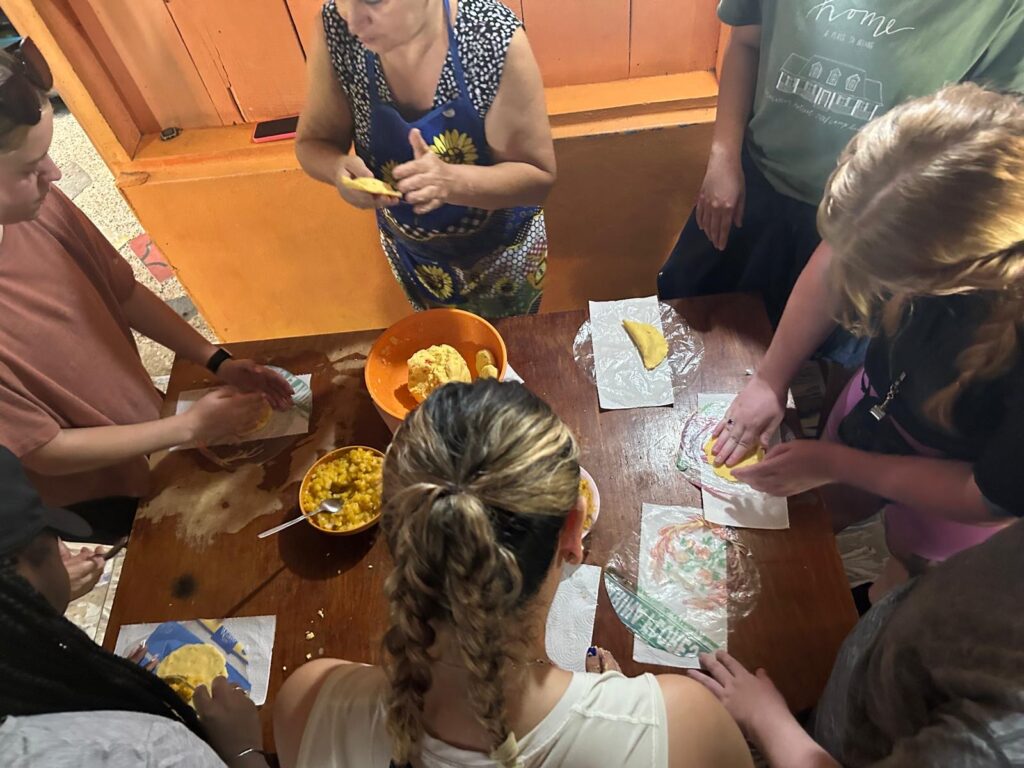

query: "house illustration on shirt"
xmin=776 ymin=54 xmax=883 ymax=121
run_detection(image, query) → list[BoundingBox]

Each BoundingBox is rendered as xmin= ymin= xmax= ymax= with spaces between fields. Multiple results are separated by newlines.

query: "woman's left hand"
xmin=733 ymin=440 xmax=842 ymax=496
xmin=393 ymin=129 xmax=455 ymax=215
xmin=217 ymin=359 xmax=294 ymax=411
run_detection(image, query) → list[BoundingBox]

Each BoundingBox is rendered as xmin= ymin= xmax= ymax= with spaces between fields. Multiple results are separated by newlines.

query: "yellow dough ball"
xmin=156 ymin=643 xmax=227 ymax=704
xmin=479 ymin=364 xmax=499 ymax=379
xmin=475 ymin=349 xmax=496 ymax=375
xmin=703 ymin=436 xmax=764 ymax=483
xmin=407 ymin=345 xmax=472 ymax=403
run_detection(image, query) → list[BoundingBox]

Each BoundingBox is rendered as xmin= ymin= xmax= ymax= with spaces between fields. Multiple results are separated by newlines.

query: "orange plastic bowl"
xmin=365 ymin=308 xmax=508 ymax=422
xmin=299 ymin=446 xmax=385 ymax=536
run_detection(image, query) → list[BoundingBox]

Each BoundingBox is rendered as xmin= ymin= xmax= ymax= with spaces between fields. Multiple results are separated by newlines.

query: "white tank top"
xmin=296 ymin=663 xmax=669 ymax=768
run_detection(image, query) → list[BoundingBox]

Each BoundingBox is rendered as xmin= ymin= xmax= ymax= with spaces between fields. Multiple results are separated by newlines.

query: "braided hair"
xmin=380 ymin=379 xmax=579 ymax=767
xmin=0 ymin=550 xmax=207 ymax=738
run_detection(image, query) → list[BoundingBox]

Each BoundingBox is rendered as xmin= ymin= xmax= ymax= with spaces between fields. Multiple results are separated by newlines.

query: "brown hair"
xmin=819 ymin=83 xmax=1024 ymax=429
xmin=0 ymin=50 xmax=49 ymax=153
xmin=380 ymin=379 xmax=579 ymax=766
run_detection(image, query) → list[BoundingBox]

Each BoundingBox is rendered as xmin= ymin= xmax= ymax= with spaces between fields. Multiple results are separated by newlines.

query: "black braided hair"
xmin=0 ymin=555 xmax=208 ymax=739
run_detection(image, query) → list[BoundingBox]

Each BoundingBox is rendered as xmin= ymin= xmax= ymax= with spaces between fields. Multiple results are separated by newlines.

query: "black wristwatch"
xmin=205 ymin=348 xmax=232 ymax=374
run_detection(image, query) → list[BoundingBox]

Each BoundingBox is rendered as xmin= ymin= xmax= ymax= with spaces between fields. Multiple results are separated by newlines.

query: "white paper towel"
xmin=545 ymin=563 xmax=602 ymax=672
xmin=114 ymin=615 xmax=276 ymax=706
xmin=589 ymin=296 xmax=673 ymax=410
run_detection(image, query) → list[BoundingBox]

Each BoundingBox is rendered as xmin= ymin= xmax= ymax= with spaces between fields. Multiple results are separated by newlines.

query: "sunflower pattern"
xmin=378 ymin=160 xmax=399 ymax=189
xmin=415 ymin=264 xmax=455 ymax=301
xmin=380 ymin=208 xmax=547 ymax=318
xmin=431 ymin=129 xmax=479 ymax=166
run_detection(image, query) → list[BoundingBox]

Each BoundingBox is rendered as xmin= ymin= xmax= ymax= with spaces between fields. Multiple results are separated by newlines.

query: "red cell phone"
xmin=252 ymin=116 xmax=299 ymax=144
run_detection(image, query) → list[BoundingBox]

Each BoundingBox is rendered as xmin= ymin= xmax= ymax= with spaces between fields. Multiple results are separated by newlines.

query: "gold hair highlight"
xmin=819 ymin=83 xmax=1024 ymax=429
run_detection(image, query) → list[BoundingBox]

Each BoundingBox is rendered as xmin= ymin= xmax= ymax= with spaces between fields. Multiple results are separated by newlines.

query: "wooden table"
xmin=104 ymin=294 xmax=856 ymax=747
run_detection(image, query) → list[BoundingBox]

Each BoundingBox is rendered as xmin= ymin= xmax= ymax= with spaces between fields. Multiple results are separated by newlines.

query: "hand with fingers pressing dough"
xmin=710 ymin=374 xmax=785 ymax=468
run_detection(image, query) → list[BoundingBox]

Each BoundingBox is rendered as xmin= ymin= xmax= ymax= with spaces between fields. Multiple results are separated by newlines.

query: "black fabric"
xmin=657 ymin=145 xmax=821 ymax=326
xmin=861 ymin=293 xmax=1024 ymax=515
xmin=64 ymin=496 xmax=138 ymax=544
xmin=0 ymin=446 xmax=92 ymax=556
xmin=837 ymin=374 xmax=915 ymax=457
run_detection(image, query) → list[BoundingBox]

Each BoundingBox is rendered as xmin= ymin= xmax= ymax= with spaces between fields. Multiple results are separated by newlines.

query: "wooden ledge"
xmin=120 ymin=70 xmax=718 ymax=186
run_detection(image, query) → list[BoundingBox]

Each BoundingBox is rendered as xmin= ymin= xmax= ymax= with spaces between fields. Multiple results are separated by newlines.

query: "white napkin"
xmin=114 ymin=615 xmax=276 ymax=705
xmin=502 ymin=363 xmax=524 ymax=384
xmin=699 ymin=393 xmax=789 ymax=530
xmin=545 ymin=563 xmax=602 ymax=672
xmin=632 ymin=504 xmax=727 ymax=669
xmin=589 ymin=296 xmax=673 ymax=410
xmin=172 ymin=374 xmax=312 ymax=448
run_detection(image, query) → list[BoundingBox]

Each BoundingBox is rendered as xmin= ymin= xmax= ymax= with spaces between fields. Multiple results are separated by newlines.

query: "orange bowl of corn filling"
xmin=299 ymin=446 xmax=385 ymax=535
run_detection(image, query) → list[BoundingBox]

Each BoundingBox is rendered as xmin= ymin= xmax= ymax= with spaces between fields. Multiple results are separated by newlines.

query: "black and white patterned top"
xmin=322 ymin=0 xmax=522 ymax=158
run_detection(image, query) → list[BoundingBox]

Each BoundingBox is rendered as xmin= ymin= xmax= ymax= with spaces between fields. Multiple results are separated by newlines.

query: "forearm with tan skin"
xmin=295 ymin=16 xmax=363 ymax=189
xmin=714 ymin=242 xmax=838 ymax=465
xmin=698 ymin=24 xmax=761 ymax=249
xmin=815 ymin=445 xmax=998 ymax=524
xmin=20 ymin=417 xmax=193 ymax=476
xmin=120 ymin=283 xmax=219 ymax=368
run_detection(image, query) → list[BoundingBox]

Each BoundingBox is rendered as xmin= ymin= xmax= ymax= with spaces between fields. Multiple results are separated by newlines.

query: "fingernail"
xmin=587 ymin=646 xmax=597 ymax=657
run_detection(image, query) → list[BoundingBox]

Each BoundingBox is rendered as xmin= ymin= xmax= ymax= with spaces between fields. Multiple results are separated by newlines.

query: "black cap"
xmin=0 ymin=446 xmax=93 ymax=557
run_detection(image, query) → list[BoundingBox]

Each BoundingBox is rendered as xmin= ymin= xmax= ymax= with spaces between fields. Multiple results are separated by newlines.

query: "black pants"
xmin=657 ymin=146 xmax=821 ymax=326
xmin=64 ymin=496 xmax=138 ymax=544
xmin=658 ymin=146 xmax=869 ymax=367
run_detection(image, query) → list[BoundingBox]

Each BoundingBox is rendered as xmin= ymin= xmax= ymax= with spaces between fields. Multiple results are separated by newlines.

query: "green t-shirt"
xmin=719 ymin=0 xmax=1024 ymax=204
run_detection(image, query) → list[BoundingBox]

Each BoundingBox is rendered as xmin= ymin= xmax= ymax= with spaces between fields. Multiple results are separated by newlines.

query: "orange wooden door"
xmin=630 ymin=0 xmax=721 ymax=77
xmin=521 ymin=0 xmax=630 ymax=87
xmin=165 ymin=0 xmax=308 ymax=123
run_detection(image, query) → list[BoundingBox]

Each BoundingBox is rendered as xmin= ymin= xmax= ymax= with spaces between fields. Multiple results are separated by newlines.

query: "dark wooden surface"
xmin=104 ymin=294 xmax=857 ymax=747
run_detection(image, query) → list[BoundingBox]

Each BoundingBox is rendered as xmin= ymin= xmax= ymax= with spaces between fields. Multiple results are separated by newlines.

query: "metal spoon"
xmin=257 ymin=498 xmax=343 ymax=539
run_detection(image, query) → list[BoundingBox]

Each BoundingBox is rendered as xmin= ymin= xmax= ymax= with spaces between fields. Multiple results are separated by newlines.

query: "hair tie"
xmin=441 ymin=481 xmax=464 ymax=496
xmin=489 ymin=732 xmax=523 ymax=767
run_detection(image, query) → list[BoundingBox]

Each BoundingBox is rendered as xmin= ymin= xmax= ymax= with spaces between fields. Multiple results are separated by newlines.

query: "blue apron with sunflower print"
xmin=364 ymin=0 xmax=547 ymax=318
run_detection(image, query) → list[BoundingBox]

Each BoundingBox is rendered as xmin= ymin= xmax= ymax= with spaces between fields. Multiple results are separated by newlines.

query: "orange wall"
xmin=121 ymin=121 xmax=713 ymax=340
xmin=16 ymin=0 xmax=723 ymax=135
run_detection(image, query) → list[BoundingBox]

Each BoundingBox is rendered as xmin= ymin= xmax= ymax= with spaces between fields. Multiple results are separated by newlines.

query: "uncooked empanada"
xmin=622 ymin=320 xmax=668 ymax=370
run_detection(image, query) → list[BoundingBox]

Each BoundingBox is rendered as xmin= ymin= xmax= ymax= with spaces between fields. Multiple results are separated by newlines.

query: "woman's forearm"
xmin=758 ymin=242 xmax=840 ymax=392
xmin=447 ymin=161 xmax=555 ymax=210
xmin=711 ymin=28 xmax=761 ymax=161
xmin=295 ymin=138 xmax=351 ymax=187
xmin=121 ymin=286 xmax=218 ymax=368
xmin=830 ymin=447 xmax=997 ymax=524
xmin=21 ymin=417 xmax=194 ymax=476
xmin=754 ymin=716 xmax=839 ymax=768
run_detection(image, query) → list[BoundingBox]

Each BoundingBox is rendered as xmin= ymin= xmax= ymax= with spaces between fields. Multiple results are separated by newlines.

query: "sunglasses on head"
xmin=0 ymin=38 xmax=54 ymax=127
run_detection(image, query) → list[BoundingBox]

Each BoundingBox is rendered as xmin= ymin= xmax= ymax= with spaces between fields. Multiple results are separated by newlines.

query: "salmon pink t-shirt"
xmin=0 ymin=188 xmax=161 ymax=506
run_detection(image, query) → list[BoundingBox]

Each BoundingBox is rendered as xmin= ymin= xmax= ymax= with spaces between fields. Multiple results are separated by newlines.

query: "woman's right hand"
xmin=696 ymin=149 xmax=745 ymax=251
xmin=334 ymin=156 xmax=399 ymax=210
xmin=185 ymin=388 xmax=266 ymax=445
xmin=711 ymin=373 xmax=785 ymax=466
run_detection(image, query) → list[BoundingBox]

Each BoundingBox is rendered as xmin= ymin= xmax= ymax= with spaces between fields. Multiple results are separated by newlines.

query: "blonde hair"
xmin=380 ymin=379 xmax=579 ymax=767
xmin=0 ymin=50 xmax=48 ymax=153
xmin=819 ymin=83 xmax=1024 ymax=429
